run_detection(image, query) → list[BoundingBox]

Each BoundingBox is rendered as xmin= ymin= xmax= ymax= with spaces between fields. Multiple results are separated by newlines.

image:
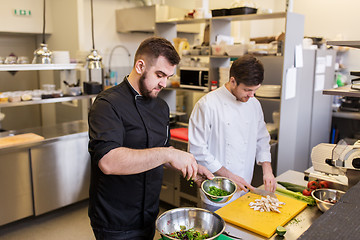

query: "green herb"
xmin=169 ymin=227 xmax=211 ymax=240
xmin=207 ymin=186 xmax=231 ymax=196
xmin=188 ymin=178 xmax=194 ymax=187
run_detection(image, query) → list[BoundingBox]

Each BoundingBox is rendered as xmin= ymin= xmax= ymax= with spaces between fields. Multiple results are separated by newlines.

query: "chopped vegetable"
xmin=207 ymin=186 xmax=231 ymax=196
xmin=276 ymin=188 xmax=316 ymax=206
xmin=168 ymin=226 xmax=211 ymax=240
xmin=324 ymin=198 xmax=337 ymax=204
xmin=249 ymin=195 xmax=285 ymax=213
xmin=276 ymin=226 xmax=286 ymax=236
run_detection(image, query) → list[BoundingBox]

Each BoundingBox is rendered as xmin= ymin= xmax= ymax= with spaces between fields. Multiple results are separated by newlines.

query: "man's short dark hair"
xmin=134 ymin=37 xmax=180 ymax=66
xmin=229 ymin=54 xmax=264 ymax=86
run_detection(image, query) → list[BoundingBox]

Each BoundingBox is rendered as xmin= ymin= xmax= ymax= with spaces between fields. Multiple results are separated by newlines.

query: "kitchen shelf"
xmin=332 ymin=111 xmax=360 ymax=120
xmin=163 ymin=87 xmax=208 ymax=93
xmin=179 ymin=66 xmax=209 ymax=71
xmin=0 ymin=94 xmax=97 ymax=108
xmin=323 ymin=85 xmax=360 ymax=97
xmin=256 ymin=96 xmax=281 ymax=102
xmin=156 ymin=12 xmax=286 ymax=25
xmin=0 ymin=63 xmax=82 ymax=71
xmin=327 ymin=40 xmax=360 ymax=49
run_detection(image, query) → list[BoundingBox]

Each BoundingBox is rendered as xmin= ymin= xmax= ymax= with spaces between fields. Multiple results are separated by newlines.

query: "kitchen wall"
xmin=1 ymin=0 xmax=359 ymax=130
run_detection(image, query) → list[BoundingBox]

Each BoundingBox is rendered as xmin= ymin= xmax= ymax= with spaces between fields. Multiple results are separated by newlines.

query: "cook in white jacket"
xmin=189 ymin=55 xmax=277 ymax=211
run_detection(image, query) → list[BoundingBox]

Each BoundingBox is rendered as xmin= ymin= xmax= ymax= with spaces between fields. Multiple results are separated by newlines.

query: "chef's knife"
xmin=248 ymin=187 xmax=277 ymax=199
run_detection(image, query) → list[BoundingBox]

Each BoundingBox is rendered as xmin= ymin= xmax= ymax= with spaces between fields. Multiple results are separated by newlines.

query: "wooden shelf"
xmin=0 ymin=63 xmax=82 ymax=71
xmin=323 ymin=85 xmax=360 ymax=98
xmin=0 ymin=94 xmax=97 ymax=108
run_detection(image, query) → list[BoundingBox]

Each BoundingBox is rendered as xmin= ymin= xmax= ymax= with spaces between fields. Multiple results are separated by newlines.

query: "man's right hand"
xmin=167 ymin=147 xmax=198 ymax=181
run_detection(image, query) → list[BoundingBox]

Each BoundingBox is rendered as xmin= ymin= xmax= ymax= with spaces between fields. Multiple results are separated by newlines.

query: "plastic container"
xmin=211 ymin=8 xmax=230 ymax=17
xmin=229 ymin=7 xmax=257 ymax=15
xmin=67 ymin=86 xmax=82 ymax=96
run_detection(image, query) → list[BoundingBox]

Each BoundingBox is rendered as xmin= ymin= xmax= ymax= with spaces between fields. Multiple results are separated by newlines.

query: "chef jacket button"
xmin=244 ymin=141 xmax=248 ymax=144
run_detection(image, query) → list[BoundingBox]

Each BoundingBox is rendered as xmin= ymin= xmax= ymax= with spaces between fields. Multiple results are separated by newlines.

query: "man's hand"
xmin=167 ymin=147 xmax=198 ymax=180
xmin=263 ymin=172 xmax=276 ymax=192
xmin=214 ymin=166 xmax=252 ymax=192
xmin=261 ymin=162 xmax=277 ymax=192
xmin=192 ymin=164 xmax=214 ymax=187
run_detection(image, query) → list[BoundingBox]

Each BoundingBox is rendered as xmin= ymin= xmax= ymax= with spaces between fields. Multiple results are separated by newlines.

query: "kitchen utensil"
xmin=201 ymin=177 xmax=237 ymax=204
xmin=215 ymin=192 xmax=307 ymax=238
xmin=0 ymin=133 xmax=44 ymax=149
xmin=311 ymin=188 xmax=345 ymax=212
xmin=223 ymin=231 xmax=243 ymax=239
xmin=249 ymin=187 xmax=277 ymax=199
xmin=156 ymin=207 xmax=225 ymax=240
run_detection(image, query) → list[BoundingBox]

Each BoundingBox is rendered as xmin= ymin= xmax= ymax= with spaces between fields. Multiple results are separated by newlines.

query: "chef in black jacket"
xmin=88 ymin=37 xmax=213 ymax=240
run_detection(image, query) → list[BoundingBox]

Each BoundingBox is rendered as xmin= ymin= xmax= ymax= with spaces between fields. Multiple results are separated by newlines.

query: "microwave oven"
xmin=180 ymin=67 xmax=208 ymax=90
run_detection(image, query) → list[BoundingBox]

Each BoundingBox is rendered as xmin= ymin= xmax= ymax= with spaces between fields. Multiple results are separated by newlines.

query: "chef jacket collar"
xmin=124 ymin=76 xmax=144 ymax=101
xmin=222 ymin=84 xmax=238 ymax=102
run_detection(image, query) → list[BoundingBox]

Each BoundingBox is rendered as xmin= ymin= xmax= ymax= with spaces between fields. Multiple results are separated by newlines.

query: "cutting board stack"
xmin=0 ymin=133 xmax=44 ymax=149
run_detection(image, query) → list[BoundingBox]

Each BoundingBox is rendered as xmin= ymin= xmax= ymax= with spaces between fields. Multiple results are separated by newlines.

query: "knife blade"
xmin=250 ymin=187 xmax=277 ymax=199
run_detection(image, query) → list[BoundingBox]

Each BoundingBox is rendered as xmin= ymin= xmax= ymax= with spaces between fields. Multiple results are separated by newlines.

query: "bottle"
xmin=211 ymin=81 xmax=218 ymax=91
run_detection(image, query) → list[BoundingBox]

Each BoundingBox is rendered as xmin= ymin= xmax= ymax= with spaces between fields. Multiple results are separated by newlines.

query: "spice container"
xmin=211 ymin=81 xmax=218 ymax=91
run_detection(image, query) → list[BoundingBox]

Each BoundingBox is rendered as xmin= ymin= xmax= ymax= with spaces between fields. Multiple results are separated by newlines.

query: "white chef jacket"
xmin=189 ymin=85 xmax=271 ymax=207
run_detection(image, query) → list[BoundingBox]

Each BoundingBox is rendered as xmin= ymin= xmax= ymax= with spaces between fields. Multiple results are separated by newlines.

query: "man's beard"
xmin=139 ymin=71 xmax=160 ymax=99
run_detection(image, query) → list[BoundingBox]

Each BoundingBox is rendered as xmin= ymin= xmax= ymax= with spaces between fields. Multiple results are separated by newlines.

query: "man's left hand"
xmin=263 ymin=172 xmax=276 ymax=192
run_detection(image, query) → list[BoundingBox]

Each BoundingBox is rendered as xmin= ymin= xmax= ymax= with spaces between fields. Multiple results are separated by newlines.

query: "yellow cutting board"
xmin=0 ymin=133 xmax=44 ymax=149
xmin=216 ymin=193 xmax=307 ymax=238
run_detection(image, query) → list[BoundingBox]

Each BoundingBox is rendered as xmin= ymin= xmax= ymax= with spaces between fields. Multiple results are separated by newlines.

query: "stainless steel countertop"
xmin=224 ymin=170 xmax=323 ymax=240
xmin=0 ymin=120 xmax=88 ymax=152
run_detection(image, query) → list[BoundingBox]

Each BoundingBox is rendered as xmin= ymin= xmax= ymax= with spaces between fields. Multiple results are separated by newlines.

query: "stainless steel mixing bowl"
xmin=201 ymin=177 xmax=237 ymax=204
xmin=311 ymin=188 xmax=345 ymax=212
xmin=156 ymin=207 xmax=225 ymax=240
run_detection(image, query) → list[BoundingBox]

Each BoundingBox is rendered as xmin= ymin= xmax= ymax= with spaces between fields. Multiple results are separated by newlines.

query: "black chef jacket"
xmin=88 ymin=77 xmax=170 ymax=231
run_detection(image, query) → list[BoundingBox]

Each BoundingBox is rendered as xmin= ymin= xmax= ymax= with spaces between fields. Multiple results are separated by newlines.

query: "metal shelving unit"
xmin=323 ymin=85 xmax=360 ymax=98
xmin=325 ymin=41 xmax=360 ymax=98
xmin=0 ymin=63 xmax=81 ymax=71
xmin=0 ymin=94 xmax=97 ymax=108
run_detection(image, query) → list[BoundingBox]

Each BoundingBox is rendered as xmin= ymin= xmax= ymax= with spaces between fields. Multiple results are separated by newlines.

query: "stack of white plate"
xmin=255 ymin=85 xmax=281 ymax=98
xmin=52 ymin=51 xmax=70 ymax=64
xmin=219 ymin=67 xmax=230 ymax=86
